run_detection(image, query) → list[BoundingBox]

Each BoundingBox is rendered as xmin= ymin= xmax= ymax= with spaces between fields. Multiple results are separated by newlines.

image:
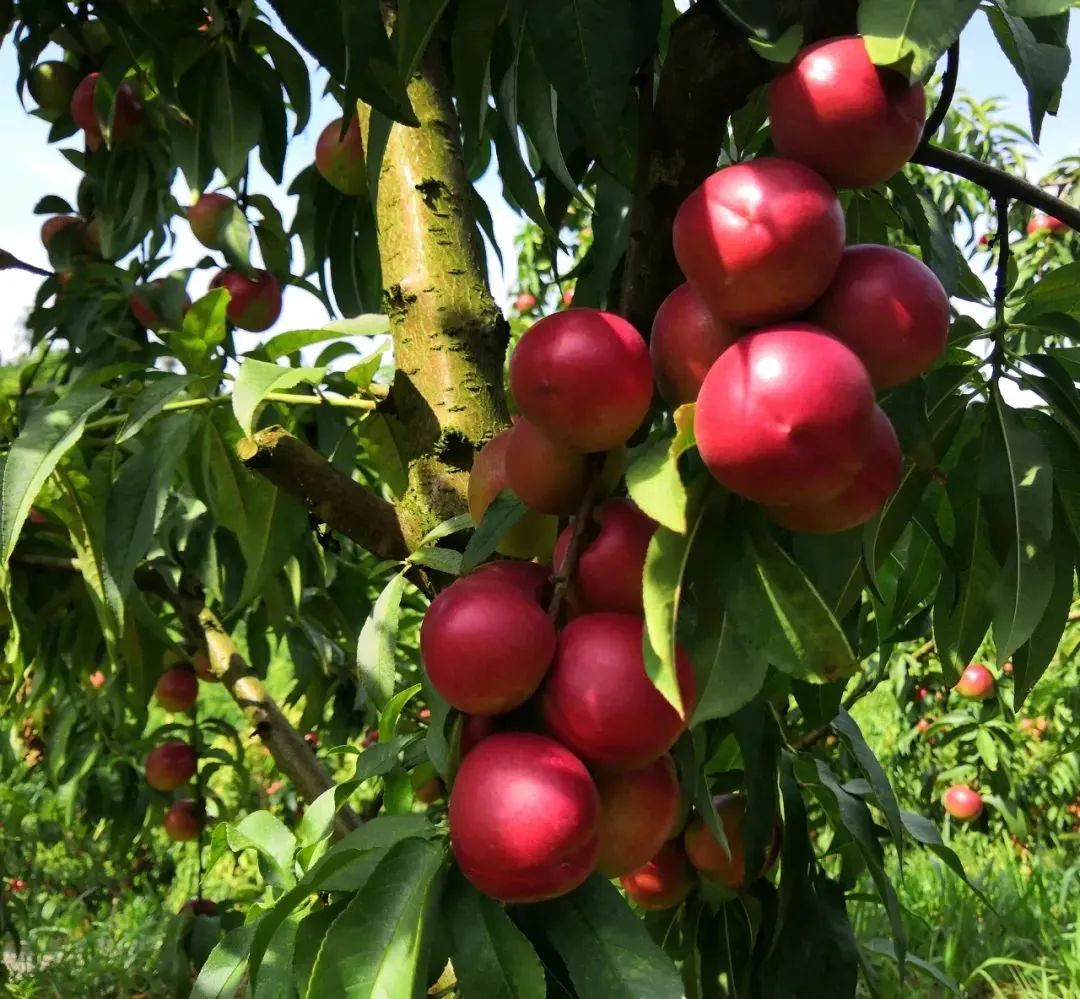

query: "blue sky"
xmin=0 ymin=13 xmax=1076 ymax=366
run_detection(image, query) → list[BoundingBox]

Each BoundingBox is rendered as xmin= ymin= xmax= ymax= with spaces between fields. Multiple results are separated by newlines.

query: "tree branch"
xmin=921 ymin=43 xmax=959 ymax=144
xmin=236 ymin=425 xmax=409 ymax=561
xmin=995 ymin=196 xmax=1011 ymax=324
xmin=357 ymin=38 xmax=510 ymax=549
xmin=913 ymin=144 xmax=1080 ymax=232
xmin=0 ymin=249 xmax=52 ymax=278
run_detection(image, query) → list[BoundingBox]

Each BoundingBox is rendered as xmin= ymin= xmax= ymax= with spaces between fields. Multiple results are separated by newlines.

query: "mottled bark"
xmin=359 ymin=45 xmax=510 ymax=551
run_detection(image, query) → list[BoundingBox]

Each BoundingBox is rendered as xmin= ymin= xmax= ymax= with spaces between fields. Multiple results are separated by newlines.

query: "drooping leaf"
xmin=305 ymin=837 xmax=445 ymax=998
xmin=986 ymin=6 xmax=1071 ymax=141
xmin=393 ymin=0 xmax=453 ymax=82
xmin=104 ymin=414 xmax=192 ymax=609
xmin=460 ymin=490 xmax=527 ymax=573
xmin=172 ymin=288 xmax=230 ymax=375
xmin=452 ymin=0 xmax=509 ymax=157
xmin=719 ymin=513 xmax=858 ymax=683
xmin=1 ymin=385 xmax=110 ymax=565
xmin=527 ymin=0 xmax=636 ymax=176
xmin=980 ymin=391 xmax=1054 ymax=668
xmin=116 ymin=374 xmax=201 ymax=444
xmin=537 ymin=876 xmax=683 ymax=999
xmin=227 ymin=811 xmax=297 ymax=888
xmin=209 ymin=51 xmax=262 ymax=180
xmin=715 ymin=0 xmax=780 ymax=40
xmin=625 ymin=407 xmax=697 ymax=533
xmin=356 ymin=571 xmax=408 ymax=708
xmin=445 ymin=873 xmax=546 ymax=998
xmin=859 ymin=0 xmax=982 ymax=80
xmin=191 ymin=921 xmax=259 ymax=999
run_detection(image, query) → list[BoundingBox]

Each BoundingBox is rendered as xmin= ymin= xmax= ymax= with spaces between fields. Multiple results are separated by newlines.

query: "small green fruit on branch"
xmin=236 ymin=426 xmax=409 ymax=561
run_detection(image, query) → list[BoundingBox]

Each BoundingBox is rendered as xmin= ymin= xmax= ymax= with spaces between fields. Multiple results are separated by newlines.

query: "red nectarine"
xmin=164 ymin=799 xmax=204 ymax=842
xmin=954 ymin=663 xmax=995 ymax=701
xmin=448 ymin=732 xmax=599 ymax=902
xmin=154 ymin=668 xmax=198 ymax=712
xmin=620 ymin=843 xmax=693 ymax=910
xmin=188 ymin=193 xmax=234 ymax=249
xmin=943 ymin=784 xmax=983 ymax=822
xmin=695 ymin=323 xmax=876 ymax=506
xmin=315 ymin=117 xmax=365 ymax=196
xmin=672 ymin=159 xmax=845 ymax=325
xmin=145 ymin=741 xmax=197 ymax=791
xmin=210 ymin=269 xmax=283 ymax=332
xmin=505 ymin=418 xmax=590 ymax=515
xmin=421 ymin=578 xmax=556 ymax=715
xmin=595 ymin=754 xmax=682 ymax=877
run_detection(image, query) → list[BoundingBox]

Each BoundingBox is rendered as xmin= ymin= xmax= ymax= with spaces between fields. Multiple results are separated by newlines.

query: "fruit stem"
xmin=547 ymin=454 xmax=606 ymax=621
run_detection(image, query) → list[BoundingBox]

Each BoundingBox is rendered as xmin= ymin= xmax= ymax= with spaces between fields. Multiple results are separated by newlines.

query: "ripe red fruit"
xmin=810 ymin=245 xmax=949 ymax=390
xmin=449 ymin=732 xmax=599 ymax=902
xmin=514 ymin=292 xmax=537 ymax=312
xmin=916 ymin=719 xmax=930 ymax=734
xmin=673 ymin=159 xmax=845 ymax=325
xmin=942 ymin=784 xmax=983 ymax=822
xmin=154 ymin=669 xmax=198 ymax=712
xmin=505 ymin=418 xmax=590 ymax=515
xmin=684 ymin=794 xmax=751 ymax=889
xmin=88 ymin=670 xmax=106 ymax=689
xmin=1002 ymin=662 xmax=1014 ymax=676
xmin=540 ymin=613 xmax=696 ymax=770
xmin=41 ymin=215 xmax=82 ymax=249
xmin=468 ymin=428 xmax=558 ymax=559
xmin=620 ymin=843 xmax=693 ymax=910
xmin=70 ymin=72 xmax=142 ymax=145
xmin=769 ymin=36 xmax=926 ymax=188
xmin=954 ymin=663 xmax=995 ymax=701
xmin=180 ymin=898 xmax=219 ymax=916
xmin=163 ymin=800 xmax=204 ymax=842
xmin=145 ymin=741 xmax=197 ymax=791
xmin=695 ymin=324 xmax=876 ymax=506
xmin=562 ymin=288 xmax=574 ymax=306
xmin=764 ymin=406 xmax=901 ymax=534
xmin=421 ymin=578 xmax=556 ymax=715
xmin=915 ymin=687 xmax=930 ymax=702
xmin=315 ymin=116 xmax=365 ymax=195
xmin=28 ymin=508 xmax=48 ymax=525
xmin=210 ymin=269 xmax=283 ymax=332
xmin=595 ymin=754 xmax=682 ymax=877
xmin=650 ymin=283 xmax=741 ymax=406
xmin=554 ymin=500 xmax=658 ymax=615
xmin=463 ymin=560 xmax=550 ymax=603
xmin=130 ymin=281 xmax=192 ymax=332
xmin=509 ymin=309 xmax=653 ymax=453
xmin=188 ymin=193 xmax=235 ymax=249
xmin=1028 ymin=214 xmax=1067 ymax=235
xmin=303 ymin=731 xmax=320 ymax=748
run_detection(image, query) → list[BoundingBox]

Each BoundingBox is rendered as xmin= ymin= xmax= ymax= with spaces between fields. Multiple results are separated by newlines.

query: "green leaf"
xmin=264 ymin=319 xmax=388 ymax=361
xmin=859 ymin=0 xmax=982 ymax=80
xmin=339 ymin=0 xmax=419 ymax=127
xmin=461 ymin=490 xmax=527 ymax=573
xmin=527 ymin=0 xmax=636 ymax=175
xmin=379 ymin=683 xmax=423 ymax=743
xmin=215 ymin=200 xmax=253 ymax=270
xmin=573 ymin=167 xmax=633 ymax=309
xmin=356 ymin=571 xmax=408 ymax=708
xmin=888 ymin=176 xmax=959 ymax=296
xmin=305 ymin=837 xmax=445 ymax=998
xmin=452 ymin=0 xmax=508 ymax=157
xmin=250 ymin=21 xmax=312 ymax=134
xmin=491 ymin=112 xmax=554 ymax=238
xmin=719 ymin=514 xmax=858 ymax=683
xmin=516 ymin=35 xmax=582 ymax=197
xmin=691 ymin=616 xmax=769 ymax=726
xmin=1 ymin=385 xmax=110 ymax=564
xmin=191 ymin=921 xmax=259 ymax=999
xmin=228 ymin=811 xmax=297 ymax=888
xmin=986 ymin=6 xmax=1071 ymax=141
xmin=445 ymin=874 xmax=546 ymax=999
xmin=293 ymin=904 xmax=345 ymax=995
xmin=1012 ymin=514 xmax=1076 ymax=708
xmin=899 ymin=809 xmax=993 ymax=908
xmin=235 ymin=477 xmax=308 ymax=613
xmin=254 ymin=913 xmax=299 ymax=999
xmin=625 ymin=407 xmax=697 ymax=533
xmin=538 ymin=876 xmax=683 ymax=998
xmin=861 ymin=939 xmax=960 ymax=994
xmin=831 ymin=710 xmax=905 ymax=861
xmin=974 ymin=726 xmax=1000 ymax=771
xmin=172 ymin=289 xmax=230 ymax=375
xmin=116 ymin=374 xmax=201 ymax=444
xmin=1003 ymin=0 xmax=1076 ymax=13
xmin=232 ymin=359 xmax=327 ymax=436
xmin=982 ymin=392 xmax=1054 ymax=667
xmin=210 ymin=52 xmax=262 ymax=180
xmin=393 ymin=0 xmax=453 ymax=81
xmin=104 ymin=414 xmax=192 ymax=610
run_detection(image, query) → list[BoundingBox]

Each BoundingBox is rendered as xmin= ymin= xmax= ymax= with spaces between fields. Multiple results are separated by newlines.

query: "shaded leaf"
xmin=356 ymin=571 xmax=408 ymax=708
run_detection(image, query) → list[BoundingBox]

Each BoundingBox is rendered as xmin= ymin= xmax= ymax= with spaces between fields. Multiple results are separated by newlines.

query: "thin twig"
xmin=547 ymin=455 xmax=606 ymax=622
xmin=913 ymin=144 xmax=1080 ymax=232
xmin=0 ymin=249 xmax=53 ymax=278
xmin=994 ymin=196 xmax=1011 ymax=326
xmin=920 ymin=43 xmax=959 ymax=145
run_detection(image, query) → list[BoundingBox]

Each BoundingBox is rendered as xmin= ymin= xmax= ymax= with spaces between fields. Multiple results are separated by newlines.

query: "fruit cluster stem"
xmin=547 ymin=456 xmax=606 ymax=622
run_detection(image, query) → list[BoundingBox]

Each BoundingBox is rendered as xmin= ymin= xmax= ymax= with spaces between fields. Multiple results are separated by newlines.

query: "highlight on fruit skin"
xmin=448 ymin=732 xmax=600 ymax=903
xmin=768 ymin=35 xmax=927 ymax=189
xmin=672 ymin=158 xmax=846 ymax=326
xmin=942 ymin=784 xmax=984 ymax=822
xmin=620 ymin=842 xmax=693 ymax=911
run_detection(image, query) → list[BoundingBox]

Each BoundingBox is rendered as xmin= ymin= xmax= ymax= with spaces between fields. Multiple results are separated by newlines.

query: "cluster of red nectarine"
xmin=655 ymin=36 xmax=952 ymax=532
xmin=145 ymin=655 xmax=218 ymax=843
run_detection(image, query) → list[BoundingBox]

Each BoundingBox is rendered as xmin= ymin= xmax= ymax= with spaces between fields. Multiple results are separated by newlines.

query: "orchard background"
xmin=2 ymin=1 xmax=1080 ymax=997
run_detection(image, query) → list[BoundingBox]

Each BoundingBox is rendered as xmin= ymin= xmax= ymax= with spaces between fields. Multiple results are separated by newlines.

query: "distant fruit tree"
xmin=2 ymin=1 xmax=1079 ymax=996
